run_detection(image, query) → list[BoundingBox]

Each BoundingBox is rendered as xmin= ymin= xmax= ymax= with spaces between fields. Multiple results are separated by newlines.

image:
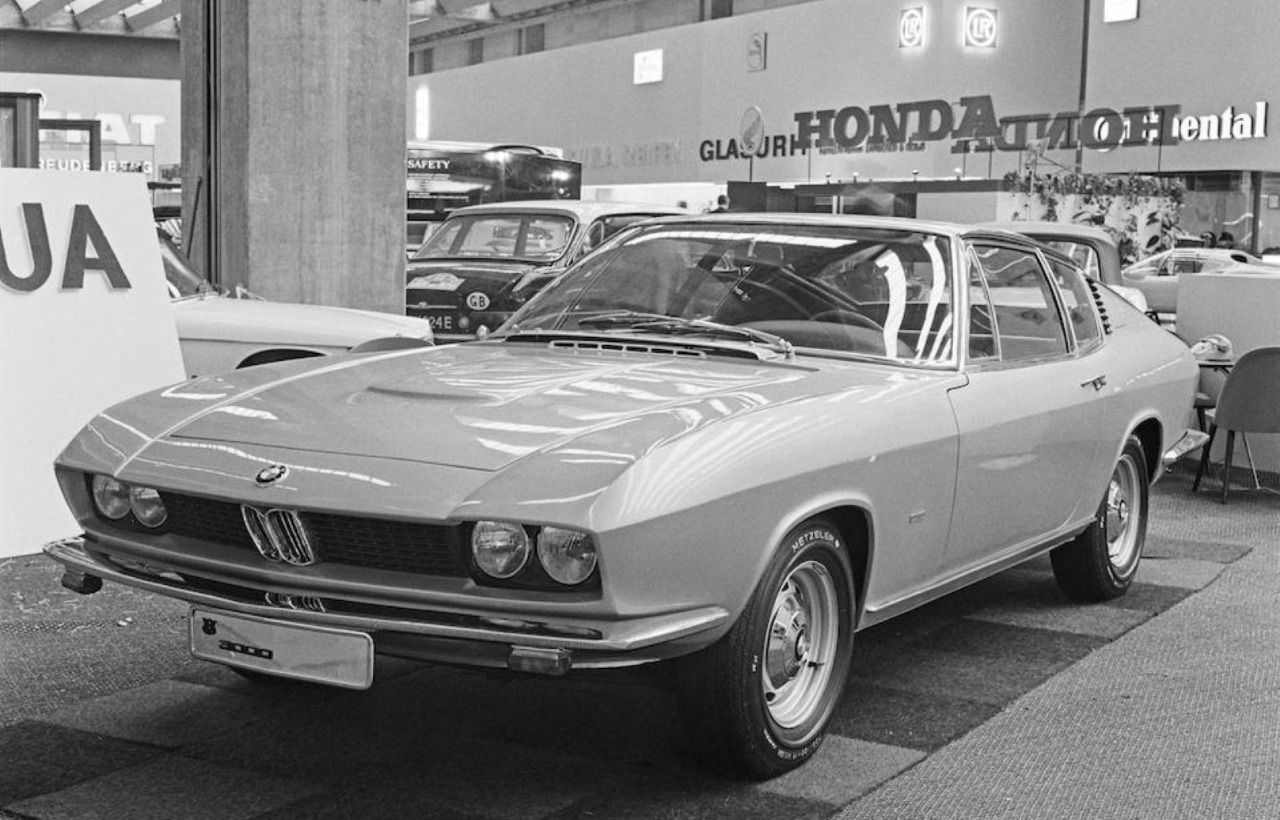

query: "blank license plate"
xmin=189 ymin=607 xmax=373 ymax=689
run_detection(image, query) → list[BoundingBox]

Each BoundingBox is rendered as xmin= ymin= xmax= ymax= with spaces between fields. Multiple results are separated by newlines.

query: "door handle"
xmin=1080 ymin=375 xmax=1108 ymax=391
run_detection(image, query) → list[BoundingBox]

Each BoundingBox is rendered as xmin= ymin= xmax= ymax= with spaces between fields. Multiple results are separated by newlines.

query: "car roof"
xmin=978 ymin=221 xmax=1118 ymax=248
xmin=618 ymin=211 xmax=1024 ymax=237
xmin=446 ymin=200 xmax=689 ymax=219
xmin=564 ymin=211 xmax=1072 ymax=253
xmin=1133 ymin=247 xmax=1258 ymax=264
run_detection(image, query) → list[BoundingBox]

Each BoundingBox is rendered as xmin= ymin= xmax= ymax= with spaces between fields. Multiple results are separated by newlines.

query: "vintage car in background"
xmin=46 ymin=214 xmax=1198 ymax=779
xmin=160 ymin=231 xmax=433 ymax=376
xmin=405 ymin=199 xmax=686 ymax=340
xmin=1121 ymin=246 xmax=1275 ymax=314
xmin=981 ymin=221 xmax=1150 ymax=314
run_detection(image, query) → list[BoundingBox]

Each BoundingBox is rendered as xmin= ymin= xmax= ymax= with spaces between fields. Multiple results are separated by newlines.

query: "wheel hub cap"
xmin=760 ymin=559 xmax=841 ymax=738
xmin=1105 ymin=455 xmax=1143 ymax=574
xmin=766 ymin=592 xmax=810 ymax=686
xmin=1106 ymin=480 xmax=1129 ymax=535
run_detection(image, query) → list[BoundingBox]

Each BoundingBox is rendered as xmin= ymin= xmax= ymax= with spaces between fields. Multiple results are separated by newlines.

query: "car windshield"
xmin=503 ymin=221 xmax=957 ymax=366
xmin=159 ymin=232 xmax=218 ymax=298
xmin=411 ymin=213 xmax=576 ymax=263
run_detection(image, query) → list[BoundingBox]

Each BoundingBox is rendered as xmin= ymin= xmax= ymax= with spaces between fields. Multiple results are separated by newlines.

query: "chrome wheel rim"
xmin=1105 ymin=454 xmax=1143 ymax=576
xmin=762 ymin=559 xmax=839 ymax=741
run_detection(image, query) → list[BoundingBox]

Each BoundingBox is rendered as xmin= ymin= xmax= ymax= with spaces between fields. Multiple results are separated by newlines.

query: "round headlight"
xmin=91 ymin=475 xmax=131 ymax=520
xmin=537 ymin=526 xmax=598 ymax=586
xmin=471 ymin=521 xmax=531 ymax=579
xmin=129 ymin=485 xmax=168 ymax=528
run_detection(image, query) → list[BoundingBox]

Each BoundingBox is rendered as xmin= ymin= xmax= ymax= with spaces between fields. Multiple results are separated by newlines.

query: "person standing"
xmin=710 ymin=194 xmax=730 ymax=213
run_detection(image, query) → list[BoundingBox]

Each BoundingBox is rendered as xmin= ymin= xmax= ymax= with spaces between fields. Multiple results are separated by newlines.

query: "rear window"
xmin=412 ymin=213 xmax=575 ymax=263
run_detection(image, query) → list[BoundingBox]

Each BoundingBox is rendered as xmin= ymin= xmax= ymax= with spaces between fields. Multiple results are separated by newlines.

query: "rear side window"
xmin=1048 ymin=258 xmax=1101 ymax=350
xmin=969 ymin=244 xmax=1068 ymax=362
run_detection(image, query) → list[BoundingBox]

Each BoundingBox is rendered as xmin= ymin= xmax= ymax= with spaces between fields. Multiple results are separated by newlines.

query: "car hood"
xmin=172 ymin=296 xmax=433 ymax=346
xmin=147 ymin=341 xmax=908 ymax=473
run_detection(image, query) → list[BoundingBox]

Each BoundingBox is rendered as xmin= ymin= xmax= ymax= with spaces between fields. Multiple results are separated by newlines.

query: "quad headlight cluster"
xmin=470 ymin=520 xmax=598 ymax=587
xmin=90 ymin=474 xmax=168 ymax=529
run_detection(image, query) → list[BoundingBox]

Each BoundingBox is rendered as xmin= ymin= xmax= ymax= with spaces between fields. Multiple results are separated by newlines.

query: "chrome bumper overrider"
xmin=1163 ymin=428 xmax=1210 ymax=467
xmin=43 ymin=535 xmax=729 ymax=657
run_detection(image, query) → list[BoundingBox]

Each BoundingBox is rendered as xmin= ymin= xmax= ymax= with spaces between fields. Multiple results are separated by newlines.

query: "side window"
xmin=526 ymin=216 xmax=573 ymax=260
xmin=600 ymin=215 xmax=652 ymax=241
xmin=970 ymin=244 xmax=1069 ymax=362
xmin=966 ymin=251 xmax=997 ymax=360
xmin=1048 ymin=258 xmax=1101 ymax=349
xmin=1171 ymin=254 xmax=1202 ymax=275
xmin=578 ymin=220 xmax=607 ymax=257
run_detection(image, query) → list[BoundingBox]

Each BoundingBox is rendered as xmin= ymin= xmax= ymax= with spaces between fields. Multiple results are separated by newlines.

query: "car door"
xmin=943 ymin=243 xmax=1105 ymax=575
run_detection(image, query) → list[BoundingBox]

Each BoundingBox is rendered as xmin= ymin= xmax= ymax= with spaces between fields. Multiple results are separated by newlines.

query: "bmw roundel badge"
xmin=254 ymin=464 xmax=289 ymax=486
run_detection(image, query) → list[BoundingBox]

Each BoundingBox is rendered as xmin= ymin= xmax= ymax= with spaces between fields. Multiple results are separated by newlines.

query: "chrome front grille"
xmin=158 ymin=492 xmax=467 ymax=577
xmin=240 ymin=504 xmax=278 ymax=560
xmin=241 ymin=505 xmax=317 ymax=566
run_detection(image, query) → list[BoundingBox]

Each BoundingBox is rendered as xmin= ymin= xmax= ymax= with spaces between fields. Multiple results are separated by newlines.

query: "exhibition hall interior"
xmin=1 ymin=1 xmax=1277 ymax=817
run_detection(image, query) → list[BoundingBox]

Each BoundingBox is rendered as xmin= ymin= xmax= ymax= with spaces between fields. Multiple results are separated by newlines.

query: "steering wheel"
xmin=810 ymin=309 xmax=884 ymax=332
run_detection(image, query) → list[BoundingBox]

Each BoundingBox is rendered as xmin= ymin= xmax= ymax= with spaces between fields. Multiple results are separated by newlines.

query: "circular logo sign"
xmin=739 ymin=106 xmax=765 ymax=155
xmin=899 ymin=8 xmax=924 ymax=48
xmin=465 ymin=291 xmax=491 ymax=311
xmin=746 ymin=32 xmax=767 ymax=71
xmin=255 ymin=464 xmax=289 ymax=486
xmin=965 ymin=7 xmax=998 ymax=48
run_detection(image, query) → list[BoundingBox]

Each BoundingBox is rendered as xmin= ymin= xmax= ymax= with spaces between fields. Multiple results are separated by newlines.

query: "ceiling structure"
xmin=0 ymin=0 xmax=181 ymax=36
xmin=0 ymin=0 xmax=619 ymax=41
xmin=407 ymin=0 xmax=623 ymax=45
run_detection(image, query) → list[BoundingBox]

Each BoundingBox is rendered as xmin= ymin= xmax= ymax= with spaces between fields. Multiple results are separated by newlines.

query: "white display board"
xmin=0 ymin=169 xmax=185 ymax=558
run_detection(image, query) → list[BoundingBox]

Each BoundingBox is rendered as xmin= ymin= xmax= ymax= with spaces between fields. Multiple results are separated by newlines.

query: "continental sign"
xmin=699 ymin=95 xmax=1268 ymax=161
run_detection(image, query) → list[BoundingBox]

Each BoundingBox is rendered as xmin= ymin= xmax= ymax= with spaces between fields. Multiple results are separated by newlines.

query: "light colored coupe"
xmin=1121 ymin=247 xmax=1272 ymax=314
xmin=160 ymin=232 xmax=433 ymax=376
xmin=46 ymin=214 xmax=1198 ymax=779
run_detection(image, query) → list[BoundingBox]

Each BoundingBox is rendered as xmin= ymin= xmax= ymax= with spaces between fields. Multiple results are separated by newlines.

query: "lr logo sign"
xmin=899 ymin=7 xmax=925 ymax=49
xmin=964 ymin=7 xmax=998 ymax=48
xmin=0 ymin=203 xmax=131 ymax=293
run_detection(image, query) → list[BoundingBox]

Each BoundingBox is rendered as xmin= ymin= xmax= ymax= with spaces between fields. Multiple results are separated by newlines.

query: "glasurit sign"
xmin=697 ymin=95 xmax=1268 ymax=162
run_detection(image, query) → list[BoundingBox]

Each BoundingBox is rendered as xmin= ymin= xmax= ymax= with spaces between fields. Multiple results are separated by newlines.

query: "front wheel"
xmin=1052 ymin=435 xmax=1149 ymax=601
xmin=678 ymin=519 xmax=855 ymax=779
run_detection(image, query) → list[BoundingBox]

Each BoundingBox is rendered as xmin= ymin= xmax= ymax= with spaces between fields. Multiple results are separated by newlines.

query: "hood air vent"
xmin=549 ymin=339 xmax=709 ymax=358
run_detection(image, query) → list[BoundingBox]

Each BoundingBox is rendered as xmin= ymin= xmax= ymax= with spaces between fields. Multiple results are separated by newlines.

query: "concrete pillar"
xmin=181 ymin=0 xmax=405 ymax=313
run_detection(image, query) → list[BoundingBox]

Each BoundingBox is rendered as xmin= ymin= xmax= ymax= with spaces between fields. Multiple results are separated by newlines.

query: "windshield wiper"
xmin=579 ymin=312 xmax=794 ymax=359
xmin=577 ymin=310 xmax=674 ymax=327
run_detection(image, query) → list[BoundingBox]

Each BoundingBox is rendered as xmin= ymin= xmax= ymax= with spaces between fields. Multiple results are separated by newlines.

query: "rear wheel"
xmin=1052 ymin=435 xmax=1148 ymax=601
xmin=678 ymin=519 xmax=854 ymax=779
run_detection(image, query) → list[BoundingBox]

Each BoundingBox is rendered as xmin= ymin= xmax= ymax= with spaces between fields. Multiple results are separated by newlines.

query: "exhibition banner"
xmin=0 ymin=169 xmax=185 ymax=558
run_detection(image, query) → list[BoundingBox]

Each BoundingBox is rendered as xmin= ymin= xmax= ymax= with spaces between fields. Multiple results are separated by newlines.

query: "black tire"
xmin=678 ymin=518 xmax=855 ymax=780
xmin=1052 ymin=435 xmax=1149 ymax=601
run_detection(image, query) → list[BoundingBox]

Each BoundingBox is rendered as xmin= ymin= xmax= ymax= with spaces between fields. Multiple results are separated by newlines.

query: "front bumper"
xmin=44 ymin=535 xmax=729 ymax=672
